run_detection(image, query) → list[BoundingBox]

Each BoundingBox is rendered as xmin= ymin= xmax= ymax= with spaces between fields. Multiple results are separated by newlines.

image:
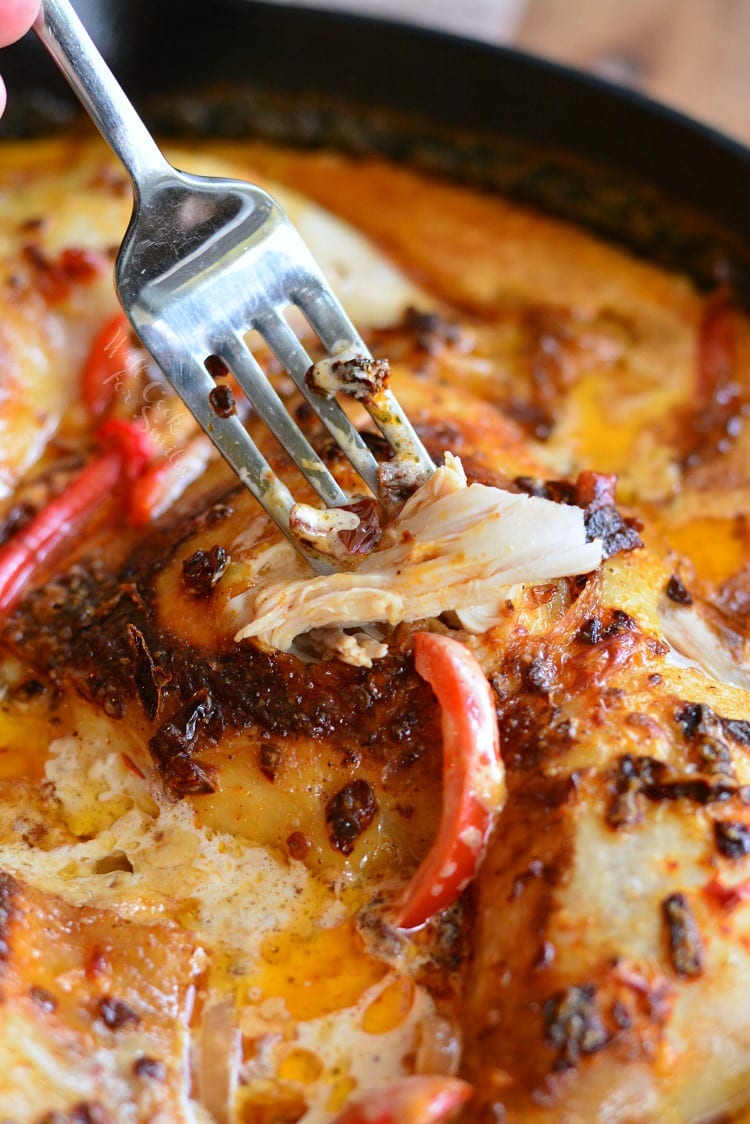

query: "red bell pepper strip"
xmin=0 ymin=419 xmax=157 ymax=619
xmin=128 ymin=435 xmax=212 ymax=527
xmin=97 ymin=417 xmax=158 ymax=479
xmin=81 ymin=311 xmax=133 ymax=417
xmin=0 ymin=447 xmax=122 ymax=617
xmin=392 ymin=632 xmax=505 ymax=932
xmin=128 ymin=457 xmax=174 ymax=527
xmin=333 ymin=1075 xmax=472 ymax=1124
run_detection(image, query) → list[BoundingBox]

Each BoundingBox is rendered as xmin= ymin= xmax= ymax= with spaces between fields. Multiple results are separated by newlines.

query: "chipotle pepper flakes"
xmin=181 ymin=546 xmax=229 ymax=597
xmin=259 ymin=741 xmax=284 ymax=782
xmin=133 ymin=1055 xmax=166 ymax=1080
xmin=208 ymin=383 xmax=236 ymax=417
xmin=148 ymin=688 xmax=218 ymax=798
xmin=127 ymin=622 xmax=164 ymax=722
xmin=287 ymin=831 xmax=312 ymax=861
xmin=326 ymin=779 xmax=378 ymax=855
xmin=542 ymin=984 xmax=610 ymax=1070
xmin=714 ymin=820 xmax=750 ymax=859
xmin=98 ymin=996 xmax=141 ymax=1030
xmin=205 ymin=354 xmax=230 ymax=379
xmin=703 ymin=875 xmax=750 ymax=912
xmin=21 ymin=244 xmax=108 ymax=302
xmin=666 ymin=574 xmax=693 ymax=605
xmin=662 ymin=892 xmax=704 ymax=978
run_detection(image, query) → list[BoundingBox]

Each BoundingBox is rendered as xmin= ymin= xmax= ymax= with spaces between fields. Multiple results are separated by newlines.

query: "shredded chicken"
xmin=661 ymin=600 xmax=750 ymax=691
xmin=231 ymin=454 xmax=602 ymax=665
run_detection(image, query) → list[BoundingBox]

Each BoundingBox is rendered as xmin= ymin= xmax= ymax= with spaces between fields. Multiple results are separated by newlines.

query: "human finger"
xmin=0 ymin=0 xmax=39 ymax=49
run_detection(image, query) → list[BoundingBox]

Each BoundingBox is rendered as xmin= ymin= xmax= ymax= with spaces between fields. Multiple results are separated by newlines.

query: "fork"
xmin=33 ymin=0 xmax=434 ymax=572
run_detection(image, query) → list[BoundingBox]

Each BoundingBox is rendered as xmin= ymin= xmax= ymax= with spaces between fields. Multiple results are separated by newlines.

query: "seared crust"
xmin=0 ymin=870 xmax=202 ymax=1120
xmin=1 ymin=136 xmax=750 ymax=1121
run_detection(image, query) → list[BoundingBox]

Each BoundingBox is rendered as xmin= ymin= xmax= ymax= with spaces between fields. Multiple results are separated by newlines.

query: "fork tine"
xmin=37 ymin=0 xmax=435 ymax=573
xmin=217 ymin=334 xmax=351 ymax=508
xmin=254 ymin=311 xmax=382 ymax=495
xmin=162 ymin=353 xmax=332 ymax=573
xmin=296 ymin=287 xmax=434 ymax=474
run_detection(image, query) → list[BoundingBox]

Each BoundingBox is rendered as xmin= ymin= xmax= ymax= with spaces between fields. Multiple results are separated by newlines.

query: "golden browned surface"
xmin=1 ymin=136 xmax=750 ymax=1121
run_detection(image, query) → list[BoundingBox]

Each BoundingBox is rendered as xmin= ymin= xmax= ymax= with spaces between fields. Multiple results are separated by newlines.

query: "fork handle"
xmin=34 ymin=0 xmax=171 ymax=190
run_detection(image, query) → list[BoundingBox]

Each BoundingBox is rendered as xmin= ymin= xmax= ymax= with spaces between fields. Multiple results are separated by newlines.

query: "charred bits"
xmin=287 ymin=831 xmax=312 ymax=861
xmin=674 ymin=702 xmax=740 ymax=778
xmin=149 ymin=688 xmax=218 ymax=797
xmin=666 ymin=575 xmax=693 ymax=605
xmin=714 ymin=820 xmax=750 ymax=859
xmin=133 ymin=1056 xmax=166 ymax=1080
xmin=208 ymin=384 xmax=236 ymax=418
xmin=514 ymin=470 xmax=642 ymax=559
xmin=577 ymin=609 xmax=637 ymax=646
xmin=325 ymin=779 xmax=378 ymax=854
xmin=127 ymin=623 xmax=165 ymax=722
xmin=182 ymin=545 xmax=228 ymax=597
xmin=98 ymin=995 xmax=141 ymax=1030
xmin=543 ymin=984 xmax=610 ymax=1070
xmin=403 ymin=306 xmax=462 ymax=353
xmin=258 ymin=740 xmax=284 ymax=782
xmin=676 ymin=700 xmax=750 ymax=751
xmin=662 ymin=893 xmax=704 ymax=978
xmin=607 ymin=753 xmax=741 ymax=830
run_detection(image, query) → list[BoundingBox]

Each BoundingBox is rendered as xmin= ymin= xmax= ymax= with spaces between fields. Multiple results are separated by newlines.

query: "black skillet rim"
xmin=2 ymin=0 xmax=750 ymax=295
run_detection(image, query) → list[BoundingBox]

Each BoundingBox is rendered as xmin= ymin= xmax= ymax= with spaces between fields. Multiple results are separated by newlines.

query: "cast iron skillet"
xmin=2 ymin=0 xmax=750 ymax=296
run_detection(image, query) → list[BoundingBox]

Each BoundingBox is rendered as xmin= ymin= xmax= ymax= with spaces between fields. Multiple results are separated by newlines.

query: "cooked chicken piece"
xmin=1 ymin=137 xmax=750 ymax=1123
xmin=231 ymin=453 xmax=601 ymax=665
xmin=462 ymin=548 xmax=750 ymax=1122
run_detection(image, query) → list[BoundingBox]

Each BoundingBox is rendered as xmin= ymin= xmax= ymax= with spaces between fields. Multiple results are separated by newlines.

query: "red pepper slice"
xmin=392 ymin=632 xmax=505 ymax=932
xmin=97 ymin=417 xmax=158 ymax=479
xmin=0 ymin=447 xmax=122 ymax=616
xmin=0 ymin=419 xmax=157 ymax=619
xmin=128 ymin=458 xmax=174 ymax=527
xmin=333 ymin=1075 xmax=472 ymax=1124
xmin=128 ymin=435 xmax=211 ymax=527
xmin=81 ymin=311 xmax=133 ymax=417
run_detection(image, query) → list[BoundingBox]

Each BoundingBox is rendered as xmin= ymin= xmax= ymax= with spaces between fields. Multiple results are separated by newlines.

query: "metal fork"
xmin=33 ymin=0 xmax=434 ymax=571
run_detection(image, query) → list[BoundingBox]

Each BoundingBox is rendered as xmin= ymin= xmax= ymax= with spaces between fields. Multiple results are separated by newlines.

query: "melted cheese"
xmin=3 ymin=134 xmax=750 ymax=1123
xmin=0 ymin=697 xmax=447 ymax=1120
